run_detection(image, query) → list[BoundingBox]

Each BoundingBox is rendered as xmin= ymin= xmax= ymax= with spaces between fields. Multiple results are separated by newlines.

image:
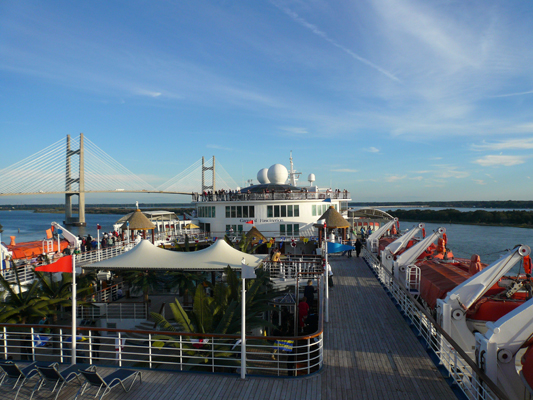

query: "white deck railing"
xmin=362 ymin=248 xmax=508 ymax=400
xmin=263 ymin=258 xmax=323 ymax=280
xmin=77 ymin=302 xmax=148 ymax=320
xmin=0 ymin=319 xmax=323 ymax=377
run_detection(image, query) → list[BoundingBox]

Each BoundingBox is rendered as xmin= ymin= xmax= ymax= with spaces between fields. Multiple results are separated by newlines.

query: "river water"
xmin=1 ymin=210 xmax=533 ymax=265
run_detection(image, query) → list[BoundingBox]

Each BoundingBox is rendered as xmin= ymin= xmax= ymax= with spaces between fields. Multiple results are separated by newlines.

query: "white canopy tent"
xmin=84 ymin=239 xmax=266 ymax=271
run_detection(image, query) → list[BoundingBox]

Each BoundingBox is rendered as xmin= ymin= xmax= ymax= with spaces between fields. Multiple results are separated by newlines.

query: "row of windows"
xmin=198 ymin=206 xmax=216 ymax=218
xmin=226 ymin=225 xmax=243 ymax=233
xmin=206 ymin=203 xmax=337 ymax=219
xmin=225 ymin=206 xmax=255 ymax=219
xmin=267 ymin=205 xmax=300 ymax=218
xmin=225 ymin=224 xmax=300 ymax=237
xmin=311 ymin=204 xmax=337 ymax=217
xmin=280 ymin=224 xmax=299 ymax=235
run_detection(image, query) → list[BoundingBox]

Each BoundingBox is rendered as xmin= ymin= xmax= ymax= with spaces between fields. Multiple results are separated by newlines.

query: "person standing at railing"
xmin=304 ymin=280 xmax=315 ymax=308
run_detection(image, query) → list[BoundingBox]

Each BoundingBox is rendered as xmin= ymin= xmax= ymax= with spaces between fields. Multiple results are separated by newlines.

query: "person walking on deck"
xmin=355 ymin=238 xmax=363 ymax=258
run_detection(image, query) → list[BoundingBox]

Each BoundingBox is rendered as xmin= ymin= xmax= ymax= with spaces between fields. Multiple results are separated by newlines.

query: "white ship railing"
xmin=362 ymin=248 xmax=509 ymax=400
xmin=193 ymin=191 xmax=351 ymax=202
xmin=263 ymin=258 xmax=323 ymax=280
xmin=76 ymin=302 xmax=149 ymax=320
xmin=0 ymin=263 xmax=35 ymax=285
xmin=0 ymin=319 xmax=323 ymax=377
xmin=76 ymin=242 xmax=135 ymax=266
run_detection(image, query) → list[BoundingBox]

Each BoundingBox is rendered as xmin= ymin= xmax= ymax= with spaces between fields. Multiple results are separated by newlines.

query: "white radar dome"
xmin=267 ymin=164 xmax=288 ymax=184
xmin=308 ymin=174 xmax=315 ymax=183
xmin=257 ymin=168 xmax=270 ymax=184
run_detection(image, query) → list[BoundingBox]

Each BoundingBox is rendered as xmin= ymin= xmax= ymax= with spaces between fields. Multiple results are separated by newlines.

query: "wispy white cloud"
xmin=473 ymin=179 xmax=486 ymax=185
xmin=385 ymin=175 xmax=406 ymax=182
xmin=364 ymin=147 xmax=380 ymax=153
xmin=474 ymin=155 xmax=527 ymax=167
xmin=432 ymin=165 xmax=469 ymax=179
xmin=331 ymin=168 xmax=358 ymax=173
xmin=207 ymin=144 xmax=234 ymax=151
xmin=410 ymin=176 xmax=423 ymax=181
xmin=270 ymin=1 xmax=400 ymax=82
xmin=472 ymin=138 xmax=533 ymax=151
xmin=493 ymin=89 xmax=533 ymax=98
xmin=279 ymin=127 xmax=308 ymax=136
xmin=135 ymin=89 xmax=163 ymax=98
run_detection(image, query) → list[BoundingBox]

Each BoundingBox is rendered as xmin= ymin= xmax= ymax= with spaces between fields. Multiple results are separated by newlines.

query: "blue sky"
xmin=1 ymin=0 xmax=533 ymax=204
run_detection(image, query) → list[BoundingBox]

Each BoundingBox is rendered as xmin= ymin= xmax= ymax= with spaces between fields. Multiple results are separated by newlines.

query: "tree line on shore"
xmin=388 ymin=209 xmax=533 ymax=228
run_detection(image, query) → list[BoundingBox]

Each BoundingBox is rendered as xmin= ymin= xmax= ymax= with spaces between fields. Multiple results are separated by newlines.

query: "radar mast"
xmin=288 ymin=151 xmax=302 ymax=186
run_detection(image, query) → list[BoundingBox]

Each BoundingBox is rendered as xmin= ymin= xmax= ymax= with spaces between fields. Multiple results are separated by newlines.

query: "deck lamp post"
xmin=241 ymin=257 xmax=256 ymax=380
xmin=323 ymin=221 xmax=329 ymax=323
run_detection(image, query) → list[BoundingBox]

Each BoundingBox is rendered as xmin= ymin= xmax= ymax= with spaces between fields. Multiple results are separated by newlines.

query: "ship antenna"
xmin=288 ymin=150 xmax=301 ymax=186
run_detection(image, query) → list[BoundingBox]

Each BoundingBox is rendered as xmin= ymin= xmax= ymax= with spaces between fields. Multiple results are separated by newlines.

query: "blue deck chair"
xmin=0 ymin=360 xmax=52 ymax=400
xmin=30 ymin=363 xmax=88 ymax=400
xmin=74 ymin=367 xmax=142 ymax=400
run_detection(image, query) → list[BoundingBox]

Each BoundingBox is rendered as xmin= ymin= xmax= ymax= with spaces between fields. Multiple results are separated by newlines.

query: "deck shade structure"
xmin=84 ymin=239 xmax=266 ymax=271
xmin=318 ymin=206 xmax=350 ymax=228
xmin=318 ymin=205 xmax=350 ymax=243
xmin=120 ymin=209 xmax=156 ymax=243
xmin=245 ymin=226 xmax=267 ymax=245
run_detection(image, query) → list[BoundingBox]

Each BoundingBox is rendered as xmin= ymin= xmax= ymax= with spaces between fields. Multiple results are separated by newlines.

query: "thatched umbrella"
xmin=121 ymin=209 xmax=156 ymax=243
xmin=317 ymin=205 xmax=350 ymax=243
xmin=245 ymin=226 xmax=267 ymax=245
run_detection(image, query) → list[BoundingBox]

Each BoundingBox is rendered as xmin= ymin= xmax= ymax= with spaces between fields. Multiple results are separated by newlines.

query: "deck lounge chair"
xmin=74 ymin=367 xmax=142 ymax=400
xmin=30 ymin=363 xmax=88 ymax=400
xmin=0 ymin=360 xmax=52 ymax=400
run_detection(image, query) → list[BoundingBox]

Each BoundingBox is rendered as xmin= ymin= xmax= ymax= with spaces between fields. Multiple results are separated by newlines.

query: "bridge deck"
xmin=3 ymin=256 xmax=455 ymax=400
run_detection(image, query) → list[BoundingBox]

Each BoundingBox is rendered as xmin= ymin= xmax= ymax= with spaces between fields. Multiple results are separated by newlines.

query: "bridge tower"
xmin=201 ymin=156 xmax=216 ymax=194
xmin=65 ymin=133 xmax=86 ymax=226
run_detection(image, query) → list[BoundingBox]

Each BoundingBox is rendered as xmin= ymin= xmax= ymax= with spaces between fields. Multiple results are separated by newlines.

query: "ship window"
xmin=226 ymin=206 xmax=230 ymax=218
xmin=212 ymin=207 xmax=215 ymax=218
xmin=237 ymin=206 xmax=242 ymax=218
xmin=294 ymin=205 xmax=299 ymax=217
xmin=274 ymin=206 xmax=280 ymax=218
xmin=243 ymin=206 xmax=248 ymax=218
xmin=280 ymin=225 xmax=285 ymax=235
xmin=238 ymin=225 xmax=243 ymax=232
xmin=294 ymin=224 xmax=299 ymax=234
xmin=312 ymin=205 xmax=317 ymax=216
xmin=231 ymin=206 xmax=236 ymax=218
xmin=287 ymin=224 xmax=292 ymax=235
xmin=288 ymin=205 xmax=293 ymax=217
xmin=267 ymin=206 xmax=273 ymax=218
xmin=249 ymin=206 xmax=255 ymax=218
xmin=281 ymin=205 xmax=286 ymax=217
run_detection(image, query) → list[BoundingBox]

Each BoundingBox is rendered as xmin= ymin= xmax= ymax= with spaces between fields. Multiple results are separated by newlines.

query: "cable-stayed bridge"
xmin=0 ymin=134 xmax=238 ymax=225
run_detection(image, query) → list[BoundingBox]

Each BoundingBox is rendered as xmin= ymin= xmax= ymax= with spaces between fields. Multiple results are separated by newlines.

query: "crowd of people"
xmin=78 ymin=231 xmax=121 ymax=252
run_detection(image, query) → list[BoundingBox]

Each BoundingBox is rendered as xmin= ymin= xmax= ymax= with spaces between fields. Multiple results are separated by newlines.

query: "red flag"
xmin=245 ymin=220 xmax=253 ymax=224
xmin=35 ymin=255 xmax=73 ymax=273
xmin=97 ymin=224 xmax=102 ymax=230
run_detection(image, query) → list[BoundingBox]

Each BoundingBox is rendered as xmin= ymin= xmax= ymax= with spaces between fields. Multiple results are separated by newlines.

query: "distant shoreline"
xmin=389 ymin=209 xmax=533 ymax=230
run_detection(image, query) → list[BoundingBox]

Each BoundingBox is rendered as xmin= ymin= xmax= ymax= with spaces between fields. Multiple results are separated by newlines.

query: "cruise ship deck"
xmin=3 ymin=256 xmax=455 ymax=400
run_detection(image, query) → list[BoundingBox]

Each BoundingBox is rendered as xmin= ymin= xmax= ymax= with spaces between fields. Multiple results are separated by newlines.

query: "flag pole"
xmin=241 ymin=268 xmax=246 ymax=380
xmin=71 ymin=254 xmax=77 ymax=365
xmin=324 ymin=223 xmax=329 ymax=323
xmin=240 ymin=257 xmax=256 ymax=380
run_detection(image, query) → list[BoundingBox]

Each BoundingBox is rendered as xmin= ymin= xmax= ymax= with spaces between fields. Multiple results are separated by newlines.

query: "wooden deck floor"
xmin=3 ymin=256 xmax=456 ymax=400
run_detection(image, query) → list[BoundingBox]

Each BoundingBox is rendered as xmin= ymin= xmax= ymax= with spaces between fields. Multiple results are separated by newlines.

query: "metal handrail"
xmin=0 ymin=312 xmax=324 ymax=377
xmin=362 ymin=248 xmax=509 ymax=400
